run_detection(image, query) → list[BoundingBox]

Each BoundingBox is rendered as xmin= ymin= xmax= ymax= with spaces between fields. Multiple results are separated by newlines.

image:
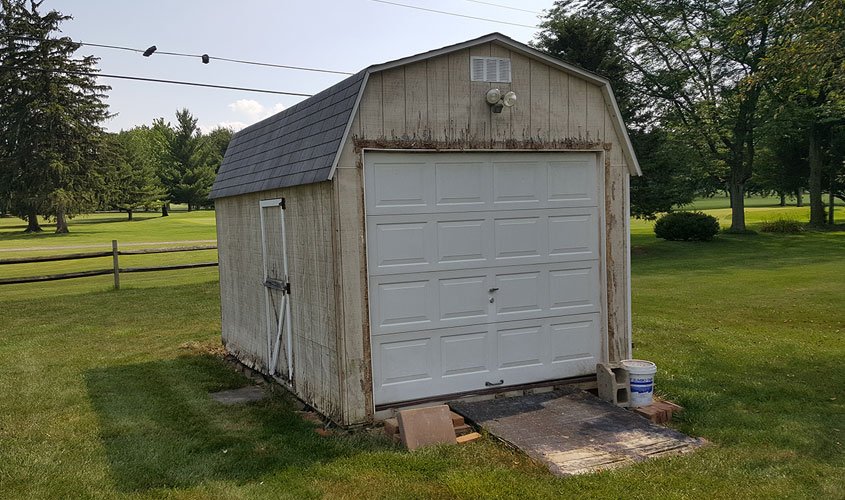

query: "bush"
xmin=654 ymin=211 xmax=720 ymax=241
xmin=759 ymin=218 xmax=805 ymax=234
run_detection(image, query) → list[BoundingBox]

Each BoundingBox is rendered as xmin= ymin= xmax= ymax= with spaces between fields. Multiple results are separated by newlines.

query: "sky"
xmin=49 ymin=0 xmax=556 ymax=133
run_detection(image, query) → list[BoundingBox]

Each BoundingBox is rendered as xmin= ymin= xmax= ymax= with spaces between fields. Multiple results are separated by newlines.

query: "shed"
xmin=210 ymin=33 xmax=641 ymax=426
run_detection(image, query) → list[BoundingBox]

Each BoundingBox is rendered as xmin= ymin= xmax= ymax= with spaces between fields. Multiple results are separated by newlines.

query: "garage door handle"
xmin=485 ymin=379 xmax=504 ymax=387
xmin=488 ymin=287 xmax=499 ymax=292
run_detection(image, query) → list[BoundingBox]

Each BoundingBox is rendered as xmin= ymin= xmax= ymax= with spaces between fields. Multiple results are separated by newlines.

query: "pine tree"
xmin=105 ymin=128 xmax=167 ymax=220
xmin=156 ymin=109 xmax=216 ymax=211
xmin=0 ymin=0 xmax=111 ymax=233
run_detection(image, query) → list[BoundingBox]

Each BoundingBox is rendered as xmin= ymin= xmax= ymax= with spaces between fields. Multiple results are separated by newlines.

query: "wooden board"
xmin=450 ymin=388 xmax=704 ymax=476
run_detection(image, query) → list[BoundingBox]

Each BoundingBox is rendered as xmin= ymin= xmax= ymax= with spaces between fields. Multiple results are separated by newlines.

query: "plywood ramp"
xmin=450 ymin=388 xmax=705 ymax=476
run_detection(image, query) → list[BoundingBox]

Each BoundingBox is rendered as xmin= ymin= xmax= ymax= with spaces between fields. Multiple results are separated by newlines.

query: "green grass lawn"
xmin=0 ymin=210 xmax=216 ymax=254
xmin=0 ymin=207 xmax=843 ymax=498
xmin=687 ymin=193 xmax=843 ymax=211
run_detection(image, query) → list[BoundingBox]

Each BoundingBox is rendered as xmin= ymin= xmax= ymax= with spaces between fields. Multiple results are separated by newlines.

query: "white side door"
xmin=259 ymin=198 xmax=293 ymax=380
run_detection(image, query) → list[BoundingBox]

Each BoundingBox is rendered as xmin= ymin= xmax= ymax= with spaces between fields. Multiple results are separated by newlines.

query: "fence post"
xmin=112 ymin=240 xmax=120 ymax=290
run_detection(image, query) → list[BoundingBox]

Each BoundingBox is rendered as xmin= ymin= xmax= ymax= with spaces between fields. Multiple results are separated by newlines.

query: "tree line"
xmin=0 ymin=1 xmax=230 ymax=233
xmin=2 ymin=0 xmax=843 ymax=235
xmin=535 ymin=0 xmax=844 ymax=229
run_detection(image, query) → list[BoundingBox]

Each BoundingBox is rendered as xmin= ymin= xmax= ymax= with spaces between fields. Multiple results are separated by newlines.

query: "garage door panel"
xmin=494 ymin=271 xmax=543 ymax=316
xmin=373 ymin=326 xmax=496 ymax=403
xmin=369 ymin=161 xmax=434 ymax=210
xmin=374 ymin=221 xmax=432 ymax=269
xmin=549 ymin=212 xmax=598 ymax=259
xmin=548 ymin=159 xmax=598 ymax=205
xmin=370 ymin=264 xmax=600 ymax=336
xmin=549 ymin=263 xmax=601 ymax=314
xmin=373 ymin=279 xmax=435 ymax=331
xmin=492 ymin=162 xmax=546 ymax=207
xmin=368 ymin=208 xmax=599 ymax=276
xmin=437 ymin=219 xmax=490 ymax=264
xmin=441 ymin=330 xmax=493 ymax=377
xmin=550 ymin=317 xmax=600 ymax=365
xmin=366 ymin=152 xmax=598 ymax=215
xmin=498 ymin=324 xmax=544 ymax=370
xmin=439 ymin=276 xmax=489 ymax=321
xmin=371 ymin=315 xmax=601 ymax=403
xmin=493 ymin=216 xmax=545 ymax=260
xmin=376 ymin=336 xmax=437 ymax=387
xmin=434 ymin=161 xmax=491 ymax=207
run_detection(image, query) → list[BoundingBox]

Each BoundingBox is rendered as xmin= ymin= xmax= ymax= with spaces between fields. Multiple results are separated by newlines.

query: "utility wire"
xmin=368 ymin=0 xmax=538 ymax=28
xmin=14 ymin=67 xmax=314 ymax=97
xmin=11 ymin=37 xmax=355 ymax=75
xmin=462 ymin=0 xmax=541 ymax=15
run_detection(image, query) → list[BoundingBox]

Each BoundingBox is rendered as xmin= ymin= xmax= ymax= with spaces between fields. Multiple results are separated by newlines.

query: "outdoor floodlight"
xmin=485 ymin=88 xmax=518 ymax=114
xmin=503 ymin=91 xmax=517 ymax=107
xmin=486 ymin=88 xmax=502 ymax=105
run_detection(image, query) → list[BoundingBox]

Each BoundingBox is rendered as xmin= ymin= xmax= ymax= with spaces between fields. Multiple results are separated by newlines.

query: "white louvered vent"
xmin=470 ymin=57 xmax=512 ymax=83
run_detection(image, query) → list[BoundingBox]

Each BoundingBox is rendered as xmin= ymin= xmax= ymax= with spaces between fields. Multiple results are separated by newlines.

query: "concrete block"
xmin=383 ymin=417 xmax=399 ymax=437
xmin=449 ymin=411 xmax=465 ymax=427
xmin=453 ymin=423 xmax=473 ymax=436
xmin=596 ymin=362 xmax=630 ymax=407
xmin=397 ymin=405 xmax=457 ymax=451
xmin=633 ymin=400 xmax=683 ymax=424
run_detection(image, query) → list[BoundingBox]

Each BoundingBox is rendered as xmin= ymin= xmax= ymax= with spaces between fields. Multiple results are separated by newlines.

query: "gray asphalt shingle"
xmin=209 ymin=70 xmax=366 ymax=199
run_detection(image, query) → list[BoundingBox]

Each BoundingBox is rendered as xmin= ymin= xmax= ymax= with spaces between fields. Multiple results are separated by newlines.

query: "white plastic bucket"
xmin=622 ymin=359 xmax=657 ymax=407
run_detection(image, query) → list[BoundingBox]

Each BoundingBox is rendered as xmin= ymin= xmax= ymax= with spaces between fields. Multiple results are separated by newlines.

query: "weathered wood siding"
xmin=333 ymin=41 xmax=633 ymax=424
xmin=216 ymin=182 xmax=342 ymax=420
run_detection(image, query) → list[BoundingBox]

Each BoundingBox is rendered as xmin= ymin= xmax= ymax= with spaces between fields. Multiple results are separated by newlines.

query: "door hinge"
xmin=263 ymin=279 xmax=291 ymax=295
xmin=280 ymin=198 xmax=286 ymax=210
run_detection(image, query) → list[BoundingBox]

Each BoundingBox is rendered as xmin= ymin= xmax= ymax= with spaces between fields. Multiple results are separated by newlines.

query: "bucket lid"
xmin=621 ymin=359 xmax=656 ymax=374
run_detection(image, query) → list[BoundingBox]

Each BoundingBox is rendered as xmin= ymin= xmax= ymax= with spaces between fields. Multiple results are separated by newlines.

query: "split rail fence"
xmin=0 ymin=240 xmax=217 ymax=289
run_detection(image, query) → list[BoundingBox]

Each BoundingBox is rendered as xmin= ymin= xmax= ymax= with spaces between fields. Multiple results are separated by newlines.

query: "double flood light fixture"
xmin=485 ymin=88 xmax=517 ymax=113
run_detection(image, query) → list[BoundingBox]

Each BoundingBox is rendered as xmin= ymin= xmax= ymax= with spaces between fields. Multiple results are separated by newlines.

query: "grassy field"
xmin=0 ymin=204 xmax=843 ymax=498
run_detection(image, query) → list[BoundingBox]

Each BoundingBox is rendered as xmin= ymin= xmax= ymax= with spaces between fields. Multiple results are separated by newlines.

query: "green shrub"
xmin=654 ymin=211 xmax=720 ymax=241
xmin=759 ymin=218 xmax=805 ymax=233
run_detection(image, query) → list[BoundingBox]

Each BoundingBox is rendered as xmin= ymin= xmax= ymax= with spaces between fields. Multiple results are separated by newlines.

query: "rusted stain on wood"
xmin=353 ymin=133 xmax=608 ymax=152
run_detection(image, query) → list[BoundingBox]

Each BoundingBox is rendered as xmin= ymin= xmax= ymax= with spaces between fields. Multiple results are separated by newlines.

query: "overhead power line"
xmin=12 ymin=37 xmax=355 ymax=75
xmin=462 ymin=0 xmax=541 ymax=15
xmin=368 ymin=0 xmax=538 ymax=29
xmin=14 ymin=67 xmax=314 ymax=97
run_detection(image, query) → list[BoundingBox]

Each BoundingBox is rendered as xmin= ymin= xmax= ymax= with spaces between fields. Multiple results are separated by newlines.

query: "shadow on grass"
xmin=0 ymin=216 xmax=159 ymax=240
xmin=70 ymin=215 xmax=159 ymax=225
xmin=84 ymin=354 xmax=392 ymax=493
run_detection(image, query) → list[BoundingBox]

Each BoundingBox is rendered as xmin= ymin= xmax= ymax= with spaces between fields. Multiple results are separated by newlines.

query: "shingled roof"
xmin=210 ymin=33 xmax=642 ymax=199
xmin=209 ymin=70 xmax=366 ymax=199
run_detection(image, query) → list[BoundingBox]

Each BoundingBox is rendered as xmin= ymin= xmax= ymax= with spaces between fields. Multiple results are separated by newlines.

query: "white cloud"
xmin=228 ymin=99 xmax=265 ymax=120
xmin=227 ymin=99 xmax=286 ymax=121
xmin=199 ymin=121 xmax=247 ymax=134
xmin=199 ymin=100 xmax=287 ymax=134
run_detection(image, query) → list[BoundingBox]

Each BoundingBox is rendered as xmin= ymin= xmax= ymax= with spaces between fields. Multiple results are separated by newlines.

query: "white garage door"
xmin=365 ymin=152 xmax=604 ymax=405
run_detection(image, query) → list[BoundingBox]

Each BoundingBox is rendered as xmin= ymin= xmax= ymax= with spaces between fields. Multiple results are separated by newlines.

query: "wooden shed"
xmin=210 ymin=33 xmax=641 ymax=426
